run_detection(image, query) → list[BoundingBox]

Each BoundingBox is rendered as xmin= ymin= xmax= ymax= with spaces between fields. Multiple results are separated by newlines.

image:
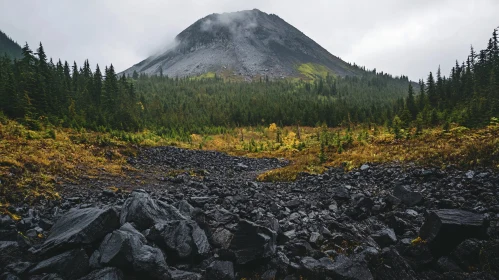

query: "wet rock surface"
xmin=1 ymin=146 xmax=498 ymax=279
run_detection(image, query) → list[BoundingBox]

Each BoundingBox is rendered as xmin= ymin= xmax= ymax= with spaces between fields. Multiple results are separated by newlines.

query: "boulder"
xmin=169 ymin=270 xmax=202 ymax=280
xmin=322 ymin=255 xmax=373 ymax=280
xmin=40 ymin=207 xmax=119 ymax=255
xmin=300 ymin=255 xmax=373 ymax=280
xmin=0 ymin=241 xmax=22 ymax=268
xmin=206 ymin=261 xmax=235 ymax=280
xmin=98 ymin=223 xmax=169 ymax=279
xmin=393 ymin=185 xmax=422 ymax=206
xmin=437 ymin=257 xmax=463 ymax=273
xmin=120 ymin=189 xmax=186 ymax=230
xmin=368 ymin=247 xmax=418 ymax=280
xmin=330 ymin=186 xmax=350 ymax=200
xmin=211 ymin=228 xmax=233 ymax=249
xmin=29 ymin=249 xmax=89 ymax=280
xmin=451 ymin=239 xmax=483 ymax=271
xmin=77 ymin=267 xmax=124 ymax=280
xmin=419 ymin=209 xmax=486 ymax=256
xmin=147 ymin=220 xmax=210 ymax=259
xmin=371 ymin=228 xmax=397 ymax=248
xmin=0 ymin=273 xmax=21 ymax=280
xmin=189 ymin=197 xmax=217 ymax=208
xmin=229 ymin=220 xmax=276 ymax=264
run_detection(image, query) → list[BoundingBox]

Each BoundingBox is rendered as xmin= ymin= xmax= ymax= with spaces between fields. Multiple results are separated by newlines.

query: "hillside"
xmin=122 ymin=9 xmax=363 ymax=80
xmin=0 ymin=30 xmax=22 ymax=59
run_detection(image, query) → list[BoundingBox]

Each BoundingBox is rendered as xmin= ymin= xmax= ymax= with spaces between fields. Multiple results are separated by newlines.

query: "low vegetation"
xmin=1 ymin=116 xmax=498 ymax=206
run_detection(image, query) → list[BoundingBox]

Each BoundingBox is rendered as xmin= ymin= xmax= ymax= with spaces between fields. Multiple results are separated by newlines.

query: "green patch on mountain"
xmin=297 ymin=63 xmax=335 ymax=80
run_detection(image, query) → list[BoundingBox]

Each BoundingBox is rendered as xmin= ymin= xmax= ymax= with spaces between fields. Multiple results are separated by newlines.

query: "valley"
xmin=0 ymin=5 xmax=498 ymax=280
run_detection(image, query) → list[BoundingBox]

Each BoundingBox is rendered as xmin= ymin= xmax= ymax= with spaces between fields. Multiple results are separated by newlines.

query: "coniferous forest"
xmin=0 ymin=29 xmax=498 ymax=136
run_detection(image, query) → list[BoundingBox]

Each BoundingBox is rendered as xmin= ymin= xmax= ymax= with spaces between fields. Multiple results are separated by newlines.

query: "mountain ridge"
xmin=122 ymin=9 xmax=362 ymax=80
xmin=0 ymin=30 xmax=22 ymax=59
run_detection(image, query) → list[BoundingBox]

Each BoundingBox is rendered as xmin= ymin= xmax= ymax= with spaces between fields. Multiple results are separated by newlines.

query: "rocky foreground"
xmin=1 ymin=146 xmax=498 ymax=280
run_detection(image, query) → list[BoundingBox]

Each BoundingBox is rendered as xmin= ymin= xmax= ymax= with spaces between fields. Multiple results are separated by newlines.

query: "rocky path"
xmin=1 ymin=146 xmax=498 ymax=279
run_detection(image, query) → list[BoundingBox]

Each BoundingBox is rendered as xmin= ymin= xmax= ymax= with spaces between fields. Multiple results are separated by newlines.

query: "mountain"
xmin=0 ymin=30 xmax=22 ymax=59
xmin=123 ymin=9 xmax=362 ymax=80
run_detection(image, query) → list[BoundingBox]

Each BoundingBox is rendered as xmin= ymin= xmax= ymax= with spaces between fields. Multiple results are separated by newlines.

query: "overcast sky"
xmin=1 ymin=0 xmax=497 ymax=81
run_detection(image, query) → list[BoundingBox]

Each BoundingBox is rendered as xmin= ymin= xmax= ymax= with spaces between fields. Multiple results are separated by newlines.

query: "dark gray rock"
xmin=369 ymin=247 xmax=417 ymax=280
xmin=229 ymin=219 xmax=276 ymax=264
xmin=331 ymin=186 xmax=350 ymax=200
xmin=371 ymin=228 xmax=397 ymax=248
xmin=148 ymin=220 xmax=210 ymax=259
xmin=29 ymin=249 xmax=89 ymax=280
xmin=98 ymin=223 xmax=169 ymax=279
xmin=40 ymin=207 xmax=119 ymax=255
xmin=120 ymin=189 xmax=186 ymax=230
xmin=169 ymin=270 xmax=202 ymax=280
xmin=419 ymin=209 xmax=486 ymax=256
xmin=211 ymin=228 xmax=233 ymax=249
xmin=0 ymin=229 xmax=17 ymax=241
xmin=177 ymin=200 xmax=196 ymax=218
xmin=0 ymin=215 xmax=14 ymax=228
xmin=206 ymin=261 xmax=234 ymax=280
xmin=437 ymin=257 xmax=463 ymax=273
xmin=393 ymin=185 xmax=422 ymax=206
xmin=189 ymin=197 xmax=216 ymax=207
xmin=77 ymin=267 xmax=124 ymax=280
xmin=323 ymin=255 xmax=373 ymax=280
xmin=300 ymin=255 xmax=373 ymax=280
xmin=480 ymin=240 xmax=499 ymax=278
xmin=451 ymin=239 xmax=483 ymax=271
xmin=0 ymin=273 xmax=21 ymax=280
xmin=0 ymin=241 xmax=21 ymax=268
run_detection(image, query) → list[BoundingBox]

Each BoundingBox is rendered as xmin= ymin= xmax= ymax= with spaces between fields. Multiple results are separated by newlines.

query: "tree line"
xmin=0 ymin=28 xmax=497 ymax=137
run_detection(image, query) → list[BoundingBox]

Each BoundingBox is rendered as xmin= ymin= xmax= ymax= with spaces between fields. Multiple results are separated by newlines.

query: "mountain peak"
xmin=123 ymin=10 xmax=359 ymax=80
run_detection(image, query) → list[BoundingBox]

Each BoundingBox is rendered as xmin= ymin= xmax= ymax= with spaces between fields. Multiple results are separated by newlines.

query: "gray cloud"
xmin=0 ymin=0 xmax=497 ymax=80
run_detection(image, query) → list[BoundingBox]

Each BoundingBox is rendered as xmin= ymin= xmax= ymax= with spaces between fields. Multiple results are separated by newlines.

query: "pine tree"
xmin=425 ymin=72 xmax=438 ymax=109
xmin=406 ymin=83 xmax=417 ymax=119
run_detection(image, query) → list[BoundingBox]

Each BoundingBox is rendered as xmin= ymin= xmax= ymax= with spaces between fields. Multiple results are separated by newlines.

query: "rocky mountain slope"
xmin=1 ymin=147 xmax=498 ymax=279
xmin=122 ymin=9 xmax=361 ymax=80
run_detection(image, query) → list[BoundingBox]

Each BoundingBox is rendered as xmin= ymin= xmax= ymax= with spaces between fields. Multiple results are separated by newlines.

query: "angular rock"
xmin=132 ymin=245 xmax=170 ymax=280
xmin=189 ymin=197 xmax=217 ymax=207
xmin=77 ymin=267 xmax=124 ymax=280
xmin=369 ymin=247 xmax=417 ymax=280
xmin=371 ymin=228 xmax=397 ymax=248
xmin=120 ymin=189 xmax=186 ymax=230
xmin=323 ymin=255 xmax=373 ymax=280
xmin=330 ymin=186 xmax=350 ymax=200
xmin=0 ymin=229 xmax=18 ymax=241
xmin=177 ymin=200 xmax=196 ymax=218
xmin=451 ymin=239 xmax=483 ymax=271
xmin=98 ymin=223 xmax=169 ymax=279
xmin=169 ymin=270 xmax=202 ymax=280
xmin=300 ymin=255 xmax=373 ymax=280
xmin=211 ymin=228 xmax=233 ymax=249
xmin=419 ymin=209 xmax=486 ymax=256
xmin=0 ymin=273 xmax=21 ymax=280
xmin=206 ymin=261 xmax=235 ymax=280
xmin=437 ymin=257 xmax=463 ymax=273
xmin=29 ymin=249 xmax=89 ymax=280
xmin=148 ymin=220 xmax=210 ymax=259
xmin=0 ymin=241 xmax=21 ymax=267
xmin=229 ymin=220 xmax=276 ymax=264
xmin=393 ymin=185 xmax=422 ymax=206
xmin=40 ymin=207 xmax=119 ymax=255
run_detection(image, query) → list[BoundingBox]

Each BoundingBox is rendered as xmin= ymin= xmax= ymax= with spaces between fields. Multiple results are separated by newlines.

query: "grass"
xmin=1 ymin=118 xmax=498 ymax=205
xmin=297 ymin=63 xmax=334 ymax=80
